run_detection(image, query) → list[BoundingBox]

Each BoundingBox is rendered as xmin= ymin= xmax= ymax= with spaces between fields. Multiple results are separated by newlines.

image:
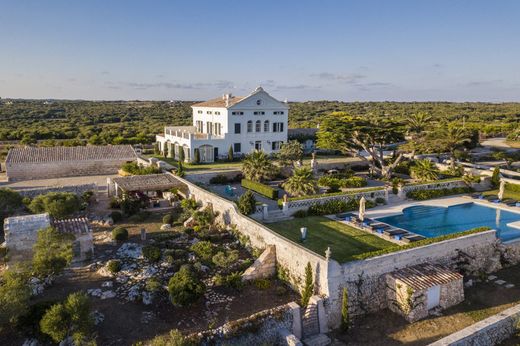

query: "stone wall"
xmin=13 ymin=183 xmax=97 ymax=198
xmin=324 ymin=230 xmax=499 ymax=328
xmin=6 ymin=159 xmax=129 ymax=182
xmin=429 ymin=303 xmax=520 ymax=346
xmin=191 ymin=303 xmax=296 ymax=346
xmin=242 ymin=245 xmax=277 ymax=281
xmin=399 ymin=179 xmax=467 ymax=196
xmin=171 ymin=174 xmax=332 ymax=295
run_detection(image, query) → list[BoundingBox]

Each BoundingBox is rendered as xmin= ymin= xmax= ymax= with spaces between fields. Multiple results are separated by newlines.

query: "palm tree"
xmin=242 ymin=151 xmax=275 ymax=182
xmin=410 ymin=159 xmax=439 ymax=182
xmin=282 ymin=167 xmax=318 ymax=197
xmin=407 ymin=112 xmax=432 ymax=139
xmin=440 ymin=126 xmax=471 ymax=168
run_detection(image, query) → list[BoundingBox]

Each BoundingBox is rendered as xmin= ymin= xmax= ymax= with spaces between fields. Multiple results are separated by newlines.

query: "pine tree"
xmin=228 ymin=145 xmax=234 ymax=162
xmin=301 ymin=262 xmax=314 ymax=307
xmin=341 ymin=287 xmax=350 ymax=331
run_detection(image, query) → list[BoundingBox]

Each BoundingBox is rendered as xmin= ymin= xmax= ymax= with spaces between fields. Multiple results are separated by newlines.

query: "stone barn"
xmin=386 ymin=263 xmax=464 ymax=322
xmin=3 ymin=213 xmax=94 ymax=262
xmin=5 ymin=145 xmax=137 ymax=181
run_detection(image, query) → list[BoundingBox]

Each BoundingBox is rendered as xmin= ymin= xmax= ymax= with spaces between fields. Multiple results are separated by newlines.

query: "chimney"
xmin=223 ymin=93 xmax=231 ymax=107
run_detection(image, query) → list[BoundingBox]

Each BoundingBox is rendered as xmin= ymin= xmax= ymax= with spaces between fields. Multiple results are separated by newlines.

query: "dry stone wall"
xmin=13 ymin=183 xmax=97 ymax=198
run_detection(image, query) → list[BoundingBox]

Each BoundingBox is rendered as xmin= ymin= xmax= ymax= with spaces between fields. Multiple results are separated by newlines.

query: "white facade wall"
xmin=156 ymin=88 xmax=289 ymax=162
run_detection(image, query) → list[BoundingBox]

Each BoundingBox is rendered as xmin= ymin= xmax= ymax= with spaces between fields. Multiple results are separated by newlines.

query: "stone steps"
xmin=262 ymin=210 xmax=294 ymax=223
xmin=302 ymin=334 xmax=331 ymax=346
xmin=302 ymin=303 xmax=320 ymax=338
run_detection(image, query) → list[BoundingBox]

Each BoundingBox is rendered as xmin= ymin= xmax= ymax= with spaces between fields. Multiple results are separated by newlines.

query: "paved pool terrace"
xmin=362 ymin=196 xmax=520 ymax=242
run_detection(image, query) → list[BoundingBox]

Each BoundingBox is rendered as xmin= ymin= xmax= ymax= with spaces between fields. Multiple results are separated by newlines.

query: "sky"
xmin=1 ymin=0 xmax=520 ymax=102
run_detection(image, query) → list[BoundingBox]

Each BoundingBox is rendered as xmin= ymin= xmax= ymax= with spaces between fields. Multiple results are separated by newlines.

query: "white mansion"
xmin=156 ymin=87 xmax=289 ymax=163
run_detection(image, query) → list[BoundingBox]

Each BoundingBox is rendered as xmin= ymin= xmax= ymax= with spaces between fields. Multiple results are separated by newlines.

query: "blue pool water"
xmin=378 ymin=203 xmax=520 ymax=241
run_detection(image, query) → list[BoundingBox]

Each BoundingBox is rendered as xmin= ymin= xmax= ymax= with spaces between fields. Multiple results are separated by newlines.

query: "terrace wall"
xmin=12 ymin=183 xmax=97 ymax=198
xmin=326 ymin=230 xmax=499 ymax=325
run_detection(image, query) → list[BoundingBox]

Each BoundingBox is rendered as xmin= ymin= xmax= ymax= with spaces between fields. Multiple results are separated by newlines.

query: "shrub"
xmin=506 ymin=182 xmax=520 ymax=194
xmin=317 ymin=176 xmax=367 ymax=189
xmin=143 ymin=246 xmax=162 ymax=262
xmin=491 ymin=166 xmax=501 ymax=188
xmin=146 ymin=277 xmax=162 ymax=292
xmin=342 ymin=176 xmax=367 ymax=188
xmin=112 ymin=227 xmax=129 ymax=241
xmin=163 ymin=214 xmax=174 ymax=225
xmin=110 ymin=211 xmax=123 ymax=223
xmin=128 ymin=210 xmax=151 ymax=222
xmin=149 ymin=329 xmax=189 ymax=346
xmin=292 ymin=209 xmax=308 ymax=218
xmin=33 ymin=227 xmax=74 ymax=277
xmin=212 ymin=250 xmax=239 ymax=268
xmin=120 ymin=195 xmax=143 ymax=216
xmin=276 ymin=286 xmax=287 ymax=296
xmin=237 ymin=190 xmax=256 ymax=215
xmin=168 ymin=265 xmax=205 ymax=306
xmin=109 ymin=197 xmax=121 ymax=209
xmin=40 ymin=292 xmax=94 ymax=344
xmin=214 ymin=272 xmax=244 ymax=290
xmin=121 ymin=161 xmax=161 ymax=175
xmin=254 ymin=278 xmax=272 ymax=290
xmin=107 ymin=259 xmax=121 ymax=274
xmin=301 ymin=262 xmax=313 ymax=307
xmin=209 ymin=174 xmax=229 ymax=185
xmin=192 ymin=208 xmax=216 ymax=227
xmin=241 ymin=179 xmax=279 ymax=200
xmin=375 ymin=197 xmax=386 ymax=205
xmin=189 ymin=241 xmax=214 ymax=263
xmin=180 ymin=198 xmax=198 ymax=211
xmin=28 ymin=192 xmax=81 ymax=218
xmin=307 ymin=198 xmax=375 ymax=216
xmin=406 ymin=186 xmax=473 ymax=200
xmin=0 ymin=266 xmax=31 ymax=326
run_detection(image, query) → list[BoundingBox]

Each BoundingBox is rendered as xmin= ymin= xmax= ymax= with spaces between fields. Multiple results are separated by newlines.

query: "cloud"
xmin=119 ymin=80 xmax=235 ymax=90
xmin=432 ymin=63 xmax=443 ymax=69
xmin=462 ymin=79 xmax=503 ymax=87
xmin=310 ymin=72 xmax=366 ymax=84
xmin=275 ymin=84 xmax=320 ymax=90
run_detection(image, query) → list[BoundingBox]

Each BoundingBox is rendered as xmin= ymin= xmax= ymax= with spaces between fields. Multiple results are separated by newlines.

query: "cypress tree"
xmin=194 ymin=149 xmax=200 ymax=164
xmin=301 ymin=262 xmax=314 ymax=307
xmin=179 ymin=147 xmax=185 ymax=162
xmin=341 ymin=287 xmax=350 ymax=330
xmin=228 ymin=145 xmax=234 ymax=162
xmin=491 ymin=166 xmax=500 ymax=188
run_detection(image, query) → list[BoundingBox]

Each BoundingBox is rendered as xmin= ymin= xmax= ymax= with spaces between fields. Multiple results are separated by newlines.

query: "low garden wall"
xmin=191 ymin=303 xmax=297 ymax=345
xmin=12 ymin=183 xmax=97 ymax=198
xmin=399 ymin=179 xmax=466 ymax=196
xmin=284 ymin=188 xmax=387 ymax=213
xmin=429 ymin=303 xmax=520 ymax=346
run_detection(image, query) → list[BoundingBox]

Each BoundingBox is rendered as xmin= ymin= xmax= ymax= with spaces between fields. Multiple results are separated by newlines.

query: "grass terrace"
xmin=267 ymin=216 xmax=394 ymax=262
xmin=483 ymin=189 xmax=520 ymax=201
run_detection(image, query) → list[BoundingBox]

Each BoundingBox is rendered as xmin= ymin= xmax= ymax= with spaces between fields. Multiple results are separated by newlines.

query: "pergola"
xmin=111 ymin=173 xmax=187 ymax=197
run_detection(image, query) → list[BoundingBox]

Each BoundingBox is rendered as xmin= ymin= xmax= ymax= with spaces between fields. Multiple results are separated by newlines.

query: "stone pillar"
xmin=262 ymin=204 xmax=269 ymax=220
xmin=397 ymin=184 xmax=405 ymax=199
xmin=140 ymin=228 xmax=146 ymax=241
xmin=287 ymin=302 xmax=302 ymax=340
xmin=282 ymin=202 xmax=289 ymax=215
xmin=313 ymin=296 xmax=328 ymax=334
xmin=385 ymin=187 xmax=389 ymax=202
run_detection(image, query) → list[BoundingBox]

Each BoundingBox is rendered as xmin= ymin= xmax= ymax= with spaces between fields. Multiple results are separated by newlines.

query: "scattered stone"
xmin=505 ymin=283 xmax=515 ymax=289
xmin=87 ymin=288 xmax=102 ymax=298
xmin=141 ymin=311 xmax=154 ymax=324
xmin=464 ymin=279 xmax=473 ymax=288
xmin=117 ymin=243 xmax=142 ymax=259
xmin=101 ymin=290 xmax=116 ymax=299
xmin=97 ymin=266 xmax=113 ymax=278
xmin=22 ymin=338 xmax=39 ymax=346
xmin=142 ymin=291 xmax=153 ymax=305
xmin=59 ymin=336 xmax=74 ymax=346
xmin=495 ymin=279 xmax=506 ymax=285
xmin=101 ymin=281 xmax=113 ymax=288
xmin=488 ymin=275 xmax=497 ymax=281
xmin=127 ymin=285 xmax=141 ymax=301
xmin=29 ymin=277 xmax=44 ymax=296
xmin=160 ymin=224 xmax=172 ymax=231
xmin=92 ymin=311 xmax=105 ymax=325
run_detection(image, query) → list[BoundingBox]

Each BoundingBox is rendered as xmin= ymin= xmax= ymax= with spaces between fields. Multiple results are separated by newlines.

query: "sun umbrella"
xmin=498 ymin=180 xmax=505 ymax=201
xmin=359 ymin=196 xmax=366 ymax=222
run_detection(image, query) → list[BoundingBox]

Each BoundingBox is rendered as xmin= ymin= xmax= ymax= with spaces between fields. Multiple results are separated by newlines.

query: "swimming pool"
xmin=377 ymin=203 xmax=520 ymax=241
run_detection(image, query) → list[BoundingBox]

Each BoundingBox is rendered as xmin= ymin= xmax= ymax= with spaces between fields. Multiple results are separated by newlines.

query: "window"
xmin=214 ymin=123 xmax=221 ymax=136
xmin=255 ymin=141 xmax=262 ymax=150
xmin=196 ymin=120 xmax=203 ymax=133
xmin=273 ymin=122 xmax=285 ymax=132
xmin=233 ymin=143 xmax=241 ymax=153
xmin=247 ymin=120 xmax=253 ymax=133
xmin=234 ymin=123 xmax=241 ymax=134
xmin=215 ymin=111 xmax=221 ymax=115
xmin=264 ymin=120 xmax=270 ymax=132
xmin=207 ymin=111 xmax=212 ymax=115
xmin=273 ymin=111 xmax=284 ymax=115
xmin=197 ymin=110 xmax=203 ymax=114
xmin=254 ymin=111 xmax=265 ymax=115
xmin=255 ymin=120 xmax=261 ymax=132
xmin=272 ymin=141 xmax=282 ymax=150
xmin=232 ymin=111 xmax=244 ymax=115
xmin=256 ymin=99 xmax=262 ymax=105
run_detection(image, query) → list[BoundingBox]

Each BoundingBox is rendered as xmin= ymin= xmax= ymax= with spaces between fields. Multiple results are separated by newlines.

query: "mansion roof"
xmin=6 ymin=145 xmax=137 ymax=164
xmin=192 ymin=96 xmax=245 ymax=108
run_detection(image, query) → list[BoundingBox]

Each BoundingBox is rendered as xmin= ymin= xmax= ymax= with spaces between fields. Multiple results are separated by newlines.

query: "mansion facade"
xmin=156 ymin=87 xmax=289 ymax=163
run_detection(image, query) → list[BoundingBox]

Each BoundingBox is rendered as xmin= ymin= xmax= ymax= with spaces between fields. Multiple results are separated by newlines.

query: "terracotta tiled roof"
xmin=52 ymin=217 xmax=91 ymax=235
xmin=192 ymin=96 xmax=245 ymax=108
xmin=389 ymin=264 xmax=463 ymax=291
xmin=6 ymin=145 xmax=137 ymax=164
xmin=113 ymin=173 xmax=185 ymax=192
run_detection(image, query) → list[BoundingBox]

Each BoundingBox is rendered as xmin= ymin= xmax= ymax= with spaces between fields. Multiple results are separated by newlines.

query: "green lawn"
xmin=483 ymin=189 xmax=520 ymax=201
xmin=267 ymin=216 xmax=394 ymax=262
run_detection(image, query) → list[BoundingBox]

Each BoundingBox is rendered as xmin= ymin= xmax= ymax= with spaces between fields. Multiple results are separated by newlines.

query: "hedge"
xmin=353 ymin=227 xmax=491 ymax=261
xmin=241 ymin=179 xmax=279 ymax=200
xmin=277 ymin=187 xmax=384 ymax=206
xmin=506 ymin=182 xmax=520 ymax=193
xmin=406 ymin=186 xmax=473 ymax=200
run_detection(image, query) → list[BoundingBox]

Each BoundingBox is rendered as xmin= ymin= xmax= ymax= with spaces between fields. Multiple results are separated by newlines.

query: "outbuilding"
xmin=5 ymin=145 xmax=137 ymax=181
xmin=386 ymin=263 xmax=464 ymax=322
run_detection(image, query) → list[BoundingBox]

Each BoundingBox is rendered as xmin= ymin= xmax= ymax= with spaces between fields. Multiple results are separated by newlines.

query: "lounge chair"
xmin=367 ymin=223 xmax=391 ymax=233
xmin=335 ymin=212 xmax=354 ymax=220
xmin=501 ymin=198 xmax=517 ymax=206
xmin=471 ymin=193 xmax=484 ymax=199
xmin=401 ymin=234 xmax=426 ymax=243
xmin=383 ymin=228 xmax=408 ymax=238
